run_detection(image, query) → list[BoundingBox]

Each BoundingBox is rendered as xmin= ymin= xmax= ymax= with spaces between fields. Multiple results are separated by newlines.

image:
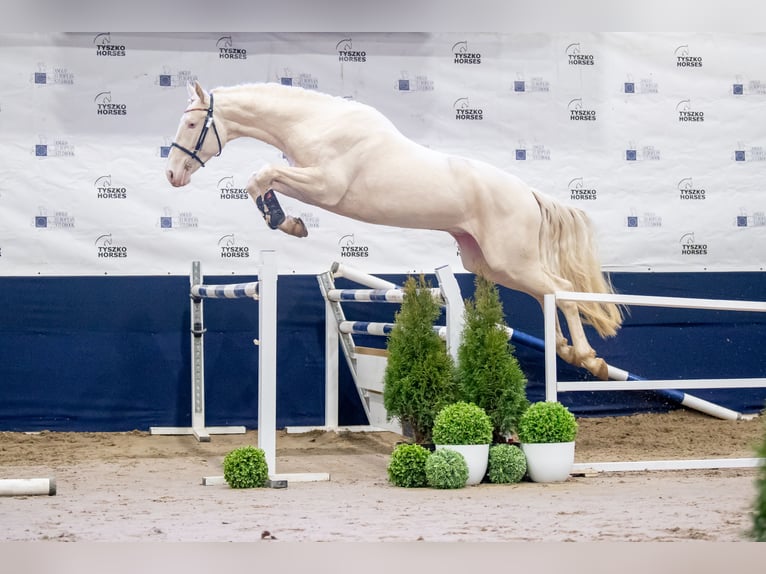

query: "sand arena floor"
xmin=1 ymin=409 xmax=764 ymax=542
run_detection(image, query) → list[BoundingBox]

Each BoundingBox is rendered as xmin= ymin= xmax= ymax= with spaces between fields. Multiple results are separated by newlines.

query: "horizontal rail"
xmin=557 ymin=378 xmax=766 ymax=391
xmin=339 ymin=320 xmax=447 ymax=340
xmin=326 ymin=288 xmax=442 ymax=303
xmin=191 ymin=282 xmax=259 ymax=299
xmin=556 ymin=290 xmax=766 ymax=312
xmin=546 ymin=291 xmax=766 ymax=420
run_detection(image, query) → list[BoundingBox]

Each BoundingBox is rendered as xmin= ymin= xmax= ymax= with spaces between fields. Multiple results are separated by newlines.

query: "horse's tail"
xmin=532 ymin=189 xmax=623 ymax=338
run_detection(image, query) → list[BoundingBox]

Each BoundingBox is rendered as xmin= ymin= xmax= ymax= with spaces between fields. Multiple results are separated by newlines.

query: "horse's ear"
xmin=188 ymin=80 xmax=207 ymax=103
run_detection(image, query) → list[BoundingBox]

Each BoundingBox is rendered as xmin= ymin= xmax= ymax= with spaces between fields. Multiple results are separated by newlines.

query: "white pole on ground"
xmin=0 ymin=478 xmax=56 ymax=496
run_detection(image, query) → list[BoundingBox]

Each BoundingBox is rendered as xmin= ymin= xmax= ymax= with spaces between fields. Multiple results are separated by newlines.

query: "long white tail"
xmin=533 ymin=190 xmax=623 ymax=337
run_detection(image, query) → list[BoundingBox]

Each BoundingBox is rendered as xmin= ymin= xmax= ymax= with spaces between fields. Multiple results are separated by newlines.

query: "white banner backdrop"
xmin=0 ymin=32 xmax=764 ymax=276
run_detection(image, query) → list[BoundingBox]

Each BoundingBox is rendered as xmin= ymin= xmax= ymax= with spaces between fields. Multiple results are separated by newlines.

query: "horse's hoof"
xmin=585 ymin=357 xmax=609 ymax=381
xmin=279 ymin=217 xmax=308 ymax=238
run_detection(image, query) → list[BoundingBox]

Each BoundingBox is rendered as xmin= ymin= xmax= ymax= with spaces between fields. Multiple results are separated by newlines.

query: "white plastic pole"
xmin=258 ymin=251 xmax=278 ymax=475
xmin=435 ymin=264 xmax=464 ymax=362
xmin=324 ymin=296 xmax=339 ymax=429
xmin=543 ymin=293 xmax=558 ymax=402
xmin=0 ymin=478 xmax=56 ymax=496
xmin=331 ymin=261 xmax=397 ymax=290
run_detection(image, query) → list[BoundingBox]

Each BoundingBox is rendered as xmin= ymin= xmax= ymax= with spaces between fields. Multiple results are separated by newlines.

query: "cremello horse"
xmin=166 ymin=81 xmax=622 ymax=379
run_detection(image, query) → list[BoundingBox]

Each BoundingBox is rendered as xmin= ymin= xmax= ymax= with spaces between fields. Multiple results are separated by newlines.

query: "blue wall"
xmin=1 ymin=272 xmax=764 ymax=431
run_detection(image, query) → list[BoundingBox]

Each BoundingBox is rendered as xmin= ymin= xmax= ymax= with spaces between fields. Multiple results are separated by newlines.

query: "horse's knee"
xmin=246 ymin=174 xmax=261 ymax=199
xmin=246 ymin=167 xmax=272 ymax=197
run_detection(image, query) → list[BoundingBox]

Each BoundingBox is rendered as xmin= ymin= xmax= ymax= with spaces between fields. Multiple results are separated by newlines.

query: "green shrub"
xmin=457 ymin=276 xmax=529 ymax=442
xmin=426 ymin=448 xmax=469 ymax=489
xmin=517 ymin=401 xmax=578 ymax=443
xmin=222 ymin=446 xmax=269 ymax=488
xmin=432 ymin=401 xmax=493 ymax=445
xmin=387 ymin=443 xmax=431 ymax=488
xmin=383 ymin=275 xmax=457 ymax=443
xmin=488 ymin=443 xmax=527 ymax=484
xmin=751 ymin=414 xmax=766 ymax=541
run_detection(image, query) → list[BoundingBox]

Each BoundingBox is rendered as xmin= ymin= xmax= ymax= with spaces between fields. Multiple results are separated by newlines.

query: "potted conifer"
xmin=456 ymin=275 xmax=529 ymax=443
xmin=383 ymin=275 xmax=457 ymax=443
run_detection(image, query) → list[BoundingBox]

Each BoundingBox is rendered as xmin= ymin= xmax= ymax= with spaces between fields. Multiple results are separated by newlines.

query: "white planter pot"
xmin=521 ymin=442 xmax=575 ymax=483
xmin=435 ymin=444 xmax=489 ymax=486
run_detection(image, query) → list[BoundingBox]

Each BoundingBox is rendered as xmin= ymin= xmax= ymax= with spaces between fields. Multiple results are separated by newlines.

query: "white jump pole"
xmin=257 ymin=250 xmax=277 ymax=474
xmin=331 ymin=261 xmax=397 ymax=290
xmin=0 ymin=478 xmax=56 ymax=496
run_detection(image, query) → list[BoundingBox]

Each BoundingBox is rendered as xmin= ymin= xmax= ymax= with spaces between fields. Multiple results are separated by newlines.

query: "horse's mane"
xmin=214 ymin=82 xmax=348 ymax=105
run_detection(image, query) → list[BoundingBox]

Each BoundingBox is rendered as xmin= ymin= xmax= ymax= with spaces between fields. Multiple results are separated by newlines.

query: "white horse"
xmin=166 ymin=81 xmax=622 ymax=379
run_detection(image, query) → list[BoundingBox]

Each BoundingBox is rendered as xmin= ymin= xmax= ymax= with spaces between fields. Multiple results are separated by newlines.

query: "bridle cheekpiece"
xmin=170 ymin=91 xmax=222 ymax=167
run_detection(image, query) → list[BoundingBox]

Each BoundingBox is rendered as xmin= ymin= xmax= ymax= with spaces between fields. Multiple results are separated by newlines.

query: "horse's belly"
xmin=332 ymin=194 xmax=461 ymax=230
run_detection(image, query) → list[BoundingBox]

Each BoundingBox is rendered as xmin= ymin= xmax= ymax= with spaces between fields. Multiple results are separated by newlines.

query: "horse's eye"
xmin=188 ymin=122 xmax=196 ymax=129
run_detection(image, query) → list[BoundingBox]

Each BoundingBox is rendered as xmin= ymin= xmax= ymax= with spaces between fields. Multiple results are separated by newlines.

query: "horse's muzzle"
xmin=166 ymin=167 xmax=190 ymax=187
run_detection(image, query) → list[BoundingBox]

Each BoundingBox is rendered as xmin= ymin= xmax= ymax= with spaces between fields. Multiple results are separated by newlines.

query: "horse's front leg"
xmin=246 ymin=164 xmax=329 ymax=238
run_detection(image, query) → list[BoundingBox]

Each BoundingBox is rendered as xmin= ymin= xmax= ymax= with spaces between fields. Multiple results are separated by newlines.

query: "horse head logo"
xmin=452 ymin=41 xmax=468 ymax=54
xmin=216 ymin=36 xmax=233 ymax=48
xmin=568 ymin=177 xmax=584 ymax=190
xmin=217 ymin=176 xmax=235 ymax=189
xmin=95 ymin=233 xmax=113 ymax=247
xmin=94 ymin=175 xmax=112 ymax=188
xmin=339 ymin=234 xmax=355 ymax=247
xmin=336 ymin=38 xmax=353 ymax=51
xmin=679 ymin=232 xmax=696 ymax=245
xmin=94 ymin=91 xmax=112 ymax=105
xmin=453 ymin=97 xmax=470 ymax=110
xmin=93 ymin=33 xmax=111 ymax=45
xmin=218 ymin=234 xmax=236 ymax=247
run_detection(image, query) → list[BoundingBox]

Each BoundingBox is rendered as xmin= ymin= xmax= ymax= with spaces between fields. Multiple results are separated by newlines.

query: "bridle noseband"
xmin=170 ymin=91 xmax=222 ymax=167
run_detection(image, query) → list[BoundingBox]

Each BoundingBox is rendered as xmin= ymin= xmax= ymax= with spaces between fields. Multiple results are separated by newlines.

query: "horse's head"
xmin=165 ymin=81 xmax=224 ymax=187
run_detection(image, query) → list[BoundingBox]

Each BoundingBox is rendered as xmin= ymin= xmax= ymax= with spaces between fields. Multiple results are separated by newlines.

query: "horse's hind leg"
xmin=515 ymin=269 xmax=609 ymax=379
xmin=556 ymin=299 xmax=609 ymax=380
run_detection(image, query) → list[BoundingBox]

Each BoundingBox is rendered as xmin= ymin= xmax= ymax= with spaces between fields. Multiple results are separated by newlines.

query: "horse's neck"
xmin=214 ymin=84 xmax=301 ymax=149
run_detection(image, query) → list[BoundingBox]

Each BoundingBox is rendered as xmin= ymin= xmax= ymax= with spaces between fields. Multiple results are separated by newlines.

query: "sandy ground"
xmin=1 ymin=409 xmax=765 ymax=542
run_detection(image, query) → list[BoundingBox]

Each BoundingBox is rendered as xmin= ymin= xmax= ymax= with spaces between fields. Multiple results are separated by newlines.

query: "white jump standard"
xmin=298 ymin=261 xmax=463 ymax=435
xmin=150 ymin=257 xmax=270 ymax=443
xmin=150 ymin=252 xmax=278 ymax=478
xmin=151 ymin=251 xmax=329 ymax=485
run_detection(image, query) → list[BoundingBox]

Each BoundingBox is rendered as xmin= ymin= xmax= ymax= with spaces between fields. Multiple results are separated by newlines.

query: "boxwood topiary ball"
xmin=223 ymin=446 xmax=269 ymax=488
xmin=488 ymin=443 xmax=527 ymax=484
xmin=388 ymin=443 xmax=431 ymax=488
xmin=425 ymin=448 xmax=469 ymax=489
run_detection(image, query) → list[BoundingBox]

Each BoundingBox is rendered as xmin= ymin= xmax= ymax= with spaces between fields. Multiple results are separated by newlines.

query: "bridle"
xmin=170 ymin=91 xmax=222 ymax=167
